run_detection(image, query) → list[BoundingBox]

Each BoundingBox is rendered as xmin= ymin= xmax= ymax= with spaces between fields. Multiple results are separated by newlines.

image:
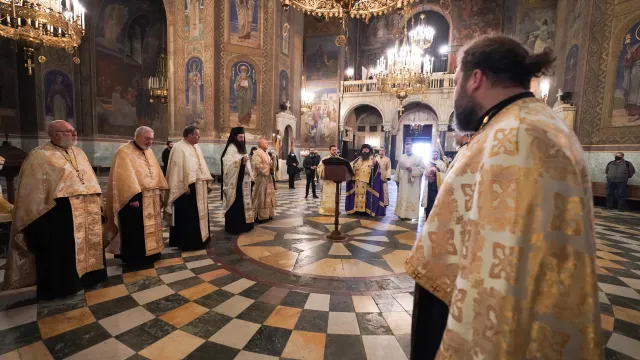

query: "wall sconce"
xmin=345 ymin=67 xmax=354 ymax=80
xmin=540 ymin=78 xmax=551 ymax=105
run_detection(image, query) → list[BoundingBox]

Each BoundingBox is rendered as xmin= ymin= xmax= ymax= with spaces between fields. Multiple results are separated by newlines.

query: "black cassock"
xmin=118 ymin=193 xmax=161 ymax=267
xmin=410 ymin=284 xmax=449 ymax=360
xmin=225 ymin=163 xmax=254 ymax=235
xmin=24 ymin=197 xmax=106 ymax=300
xmin=169 ymin=183 xmax=210 ymax=251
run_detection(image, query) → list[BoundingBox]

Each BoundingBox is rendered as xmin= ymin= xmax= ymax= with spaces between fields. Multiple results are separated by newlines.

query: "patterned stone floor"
xmin=0 ymin=179 xmax=638 ymax=359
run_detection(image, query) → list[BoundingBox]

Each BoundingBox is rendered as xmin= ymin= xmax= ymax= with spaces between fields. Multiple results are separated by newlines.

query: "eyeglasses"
xmin=56 ymin=129 xmax=77 ymax=134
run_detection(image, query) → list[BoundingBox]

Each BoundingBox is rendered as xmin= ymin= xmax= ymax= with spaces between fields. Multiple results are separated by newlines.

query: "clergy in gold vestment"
xmin=405 ymin=36 xmax=601 ymax=359
xmin=376 ymin=148 xmax=392 ymax=206
xmin=166 ymin=126 xmax=214 ymax=250
xmin=104 ymin=127 xmax=168 ymax=266
xmin=317 ymin=144 xmax=340 ymax=215
xmin=2 ymin=120 xmax=105 ymax=300
xmin=394 ymin=143 xmax=425 ymax=220
xmin=251 ymin=138 xmax=276 ymax=221
xmin=222 ymin=127 xmax=254 ymax=234
xmin=346 ymin=144 xmax=386 ymax=216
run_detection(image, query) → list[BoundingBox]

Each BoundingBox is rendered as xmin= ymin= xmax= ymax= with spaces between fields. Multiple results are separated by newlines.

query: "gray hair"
xmin=134 ymin=126 xmax=154 ymax=137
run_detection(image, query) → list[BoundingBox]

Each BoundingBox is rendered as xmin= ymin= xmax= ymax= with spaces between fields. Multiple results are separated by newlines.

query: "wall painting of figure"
xmin=279 ymin=70 xmax=289 ymax=108
xmin=301 ymin=88 xmax=338 ymax=146
xmin=612 ymin=20 xmax=640 ymax=127
xmin=563 ymin=44 xmax=579 ymax=93
xmin=185 ymin=0 xmax=204 ymax=40
xmin=229 ymin=60 xmax=257 ymax=128
xmin=303 ymin=36 xmax=339 ymax=81
xmin=44 ymin=70 xmax=74 ymax=126
xmin=186 ymin=57 xmax=205 ymax=126
xmin=229 ymin=0 xmax=260 ymax=48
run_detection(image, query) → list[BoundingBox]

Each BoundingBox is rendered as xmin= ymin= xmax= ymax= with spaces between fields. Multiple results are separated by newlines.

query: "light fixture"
xmin=281 ymin=0 xmax=417 ymax=21
xmin=0 ymin=0 xmax=86 ymax=76
xmin=408 ymin=14 xmax=434 ymax=50
xmin=540 ymin=77 xmax=550 ymax=105
xmin=301 ymin=88 xmax=314 ymax=112
xmin=345 ymin=67 xmax=354 ymax=79
xmin=439 ymin=44 xmax=449 ymax=54
xmin=148 ymin=52 xmax=168 ymax=104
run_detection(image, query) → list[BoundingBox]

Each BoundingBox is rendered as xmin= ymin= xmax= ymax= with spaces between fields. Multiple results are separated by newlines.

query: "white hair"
xmin=134 ymin=126 xmax=154 ymax=138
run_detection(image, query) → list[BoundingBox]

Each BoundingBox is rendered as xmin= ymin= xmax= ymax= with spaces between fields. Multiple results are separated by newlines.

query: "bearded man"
xmin=317 ymin=144 xmax=340 ymax=215
xmin=394 ymin=143 xmax=425 ymax=220
xmin=222 ymin=127 xmax=254 ymax=234
xmin=165 ymin=126 xmax=213 ymax=250
xmin=3 ymin=120 xmax=106 ymax=299
xmin=345 ymin=144 xmax=386 ymax=216
xmin=104 ymin=126 xmax=168 ymax=266
xmin=376 ymin=148 xmax=392 ymax=206
xmin=251 ymin=138 xmax=276 ymax=222
xmin=405 ymin=35 xmax=601 ymax=359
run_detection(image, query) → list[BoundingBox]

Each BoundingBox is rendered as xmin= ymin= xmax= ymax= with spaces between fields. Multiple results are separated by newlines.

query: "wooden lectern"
xmin=322 ymin=157 xmax=354 ymax=241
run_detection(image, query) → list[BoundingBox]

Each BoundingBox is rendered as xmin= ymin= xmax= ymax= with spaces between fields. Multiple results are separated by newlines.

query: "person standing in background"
xmin=606 ymin=152 xmax=636 ymax=211
xmin=376 ymin=148 xmax=392 ymax=207
xmin=303 ymin=148 xmax=321 ymax=198
xmin=162 ymin=140 xmax=173 ymax=175
xmin=286 ymin=151 xmax=299 ymax=189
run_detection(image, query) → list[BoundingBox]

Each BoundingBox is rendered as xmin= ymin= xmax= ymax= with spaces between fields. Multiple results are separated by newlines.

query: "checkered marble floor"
xmin=0 ymin=179 xmax=638 ymax=359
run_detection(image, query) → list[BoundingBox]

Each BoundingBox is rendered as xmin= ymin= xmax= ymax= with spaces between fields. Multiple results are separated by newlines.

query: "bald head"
xmin=48 ymin=120 xmax=77 ymax=149
xmin=134 ymin=126 xmax=154 ymax=150
xmin=258 ymin=138 xmax=268 ymax=151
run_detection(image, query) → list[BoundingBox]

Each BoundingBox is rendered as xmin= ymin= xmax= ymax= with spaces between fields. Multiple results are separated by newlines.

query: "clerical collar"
xmin=50 ymin=141 xmax=69 ymax=152
xmin=476 ymin=91 xmax=535 ymax=132
xmin=131 ymin=140 xmax=145 ymax=151
xmin=457 ymin=142 xmax=469 ymax=151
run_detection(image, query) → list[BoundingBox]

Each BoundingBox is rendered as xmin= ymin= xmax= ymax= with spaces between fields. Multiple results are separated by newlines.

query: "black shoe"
xmin=305 ymin=194 xmax=309 ymax=198
xmin=313 ymin=195 xmax=319 ymax=199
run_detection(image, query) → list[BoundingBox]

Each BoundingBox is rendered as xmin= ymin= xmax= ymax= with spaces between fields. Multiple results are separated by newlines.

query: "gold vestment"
xmin=251 ymin=148 xmax=276 ymax=220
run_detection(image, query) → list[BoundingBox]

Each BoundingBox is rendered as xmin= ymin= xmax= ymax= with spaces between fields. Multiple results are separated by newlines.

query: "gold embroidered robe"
xmin=165 ymin=140 xmax=213 ymax=242
xmin=421 ymin=159 xmax=447 ymax=208
xmin=251 ymin=148 xmax=276 ymax=220
xmin=104 ymin=142 xmax=168 ymax=256
xmin=377 ymin=155 xmax=392 ymax=206
xmin=222 ymin=143 xmax=254 ymax=223
xmin=348 ymin=158 xmax=374 ymax=213
xmin=3 ymin=143 xmax=103 ymax=290
xmin=405 ymin=98 xmax=602 ymax=359
xmin=394 ymin=153 xmax=425 ymax=219
xmin=317 ymin=155 xmax=339 ymax=216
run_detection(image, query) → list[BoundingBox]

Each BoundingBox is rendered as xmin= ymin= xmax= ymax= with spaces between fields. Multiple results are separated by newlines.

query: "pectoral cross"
xmin=25 ymin=58 xmax=35 ymax=76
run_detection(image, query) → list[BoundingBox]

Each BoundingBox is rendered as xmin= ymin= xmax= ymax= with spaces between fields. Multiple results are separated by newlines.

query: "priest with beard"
xmin=345 ymin=144 xmax=386 ymax=217
xmin=104 ymin=126 xmax=168 ymax=266
xmin=165 ymin=126 xmax=214 ymax=250
xmin=2 ymin=120 xmax=106 ymax=299
xmin=222 ymin=127 xmax=254 ymax=234
xmin=405 ymin=36 xmax=601 ymax=359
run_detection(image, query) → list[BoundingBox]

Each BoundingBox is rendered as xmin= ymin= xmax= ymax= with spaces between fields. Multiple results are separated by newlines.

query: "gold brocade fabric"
xmin=104 ymin=142 xmax=168 ymax=256
xmin=3 ymin=143 xmax=103 ymax=291
xmin=222 ymin=144 xmax=254 ymax=224
xmin=377 ymin=156 xmax=391 ymax=206
xmin=251 ymin=149 xmax=276 ymax=221
xmin=348 ymin=158 xmax=374 ymax=213
xmin=405 ymin=98 xmax=602 ymax=359
xmin=166 ymin=140 xmax=214 ymax=240
xmin=317 ymin=155 xmax=337 ymax=216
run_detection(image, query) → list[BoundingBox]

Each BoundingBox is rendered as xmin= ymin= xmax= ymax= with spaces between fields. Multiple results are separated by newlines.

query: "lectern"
xmin=322 ymin=157 xmax=354 ymax=241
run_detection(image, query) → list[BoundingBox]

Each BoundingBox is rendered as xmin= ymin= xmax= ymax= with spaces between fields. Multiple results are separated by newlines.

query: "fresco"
xmin=518 ymin=2 xmax=555 ymax=54
xmin=450 ymin=0 xmax=502 ymax=45
xmin=94 ymin=0 xmax=166 ymax=137
xmin=229 ymin=60 xmax=258 ymax=128
xmin=563 ymin=44 xmax=579 ymax=93
xmin=279 ymin=70 xmax=289 ymax=107
xmin=185 ymin=0 xmax=204 ymax=40
xmin=301 ymin=88 xmax=339 ymax=146
xmin=44 ymin=70 xmax=74 ymax=125
xmin=229 ymin=0 xmax=260 ymax=48
xmin=612 ymin=20 xmax=640 ymax=127
xmin=186 ymin=57 xmax=204 ymax=126
xmin=304 ymin=36 xmax=339 ymax=81
xmin=281 ymin=7 xmax=290 ymax=55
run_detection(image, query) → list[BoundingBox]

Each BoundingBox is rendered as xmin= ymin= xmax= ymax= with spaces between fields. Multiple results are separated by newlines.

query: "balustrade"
xmin=340 ymin=73 xmax=454 ymax=94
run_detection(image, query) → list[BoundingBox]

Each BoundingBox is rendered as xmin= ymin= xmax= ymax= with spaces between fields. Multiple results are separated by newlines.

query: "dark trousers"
xmin=411 ymin=284 xmax=449 ymax=360
xmin=306 ymin=172 xmax=316 ymax=196
xmin=424 ymin=181 xmax=438 ymax=219
xmin=288 ymin=174 xmax=295 ymax=189
xmin=607 ymin=181 xmax=629 ymax=210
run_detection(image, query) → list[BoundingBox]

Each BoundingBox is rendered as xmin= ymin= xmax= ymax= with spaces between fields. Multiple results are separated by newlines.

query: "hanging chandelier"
xmin=0 ymin=0 xmax=86 ymax=76
xmin=408 ymin=14 xmax=434 ymax=49
xmin=375 ymin=27 xmax=433 ymax=114
xmin=280 ymin=0 xmax=417 ymax=21
xmin=148 ymin=51 xmax=168 ymax=105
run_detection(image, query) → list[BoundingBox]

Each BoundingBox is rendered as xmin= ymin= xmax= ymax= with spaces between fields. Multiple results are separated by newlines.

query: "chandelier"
xmin=0 ymin=0 xmax=86 ymax=76
xmin=408 ymin=14 xmax=434 ymax=49
xmin=375 ymin=27 xmax=433 ymax=113
xmin=148 ymin=52 xmax=168 ymax=105
xmin=280 ymin=0 xmax=417 ymax=21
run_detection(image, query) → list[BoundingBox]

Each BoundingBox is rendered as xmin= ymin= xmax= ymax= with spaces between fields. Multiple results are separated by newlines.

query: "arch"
xmin=342 ymin=104 xmax=384 ymax=159
xmin=390 ymin=100 xmax=439 ymax=133
xmin=340 ymin=101 xmax=385 ymax=127
xmin=394 ymin=102 xmax=440 ymax=163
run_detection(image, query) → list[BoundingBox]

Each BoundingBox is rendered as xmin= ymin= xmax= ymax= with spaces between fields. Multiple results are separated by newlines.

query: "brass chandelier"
xmin=281 ymin=0 xmax=417 ymax=21
xmin=0 ymin=0 xmax=86 ymax=75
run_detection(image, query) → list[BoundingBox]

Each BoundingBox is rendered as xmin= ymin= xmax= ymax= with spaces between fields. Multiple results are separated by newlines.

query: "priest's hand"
xmin=242 ymin=156 xmax=248 ymax=164
xmin=406 ymin=166 xmax=412 ymax=173
xmin=130 ymin=201 xmax=140 ymax=208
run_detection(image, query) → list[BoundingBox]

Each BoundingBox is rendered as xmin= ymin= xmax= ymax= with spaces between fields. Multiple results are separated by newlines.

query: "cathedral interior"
xmin=0 ymin=0 xmax=639 ymax=359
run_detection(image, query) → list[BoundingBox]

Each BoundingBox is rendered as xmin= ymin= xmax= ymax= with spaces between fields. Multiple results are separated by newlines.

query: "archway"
xmin=343 ymin=105 xmax=383 ymax=160
xmin=394 ymin=102 xmax=439 ymax=165
xmin=283 ymin=125 xmax=293 ymax=158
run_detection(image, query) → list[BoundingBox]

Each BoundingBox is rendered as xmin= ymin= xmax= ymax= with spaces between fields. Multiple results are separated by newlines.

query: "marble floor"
xmin=0 ymin=179 xmax=639 ymax=359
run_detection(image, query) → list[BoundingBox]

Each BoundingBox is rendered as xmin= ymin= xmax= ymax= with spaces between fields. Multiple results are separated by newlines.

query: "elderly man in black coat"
xmin=286 ymin=151 xmax=299 ymax=189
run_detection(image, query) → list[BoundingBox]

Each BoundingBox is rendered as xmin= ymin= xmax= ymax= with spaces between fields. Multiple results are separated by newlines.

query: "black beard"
xmin=453 ymin=87 xmax=482 ymax=132
xmin=361 ymin=154 xmax=370 ymax=160
xmin=234 ymin=140 xmax=246 ymax=154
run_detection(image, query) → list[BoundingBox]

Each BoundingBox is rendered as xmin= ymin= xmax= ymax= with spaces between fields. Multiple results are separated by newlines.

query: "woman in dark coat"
xmin=286 ymin=151 xmax=299 ymax=189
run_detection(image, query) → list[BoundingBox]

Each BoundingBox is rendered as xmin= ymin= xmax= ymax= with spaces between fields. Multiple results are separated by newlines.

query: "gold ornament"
xmin=38 ymin=56 xmax=47 ymax=63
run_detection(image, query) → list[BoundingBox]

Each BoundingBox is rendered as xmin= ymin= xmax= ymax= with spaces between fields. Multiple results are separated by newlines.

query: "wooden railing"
xmin=340 ymin=73 xmax=455 ymax=94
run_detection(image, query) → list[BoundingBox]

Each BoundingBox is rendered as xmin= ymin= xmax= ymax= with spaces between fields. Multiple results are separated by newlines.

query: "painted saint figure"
xmin=234 ymin=65 xmax=253 ymax=126
xmin=623 ymin=37 xmax=640 ymax=120
xmin=188 ymin=60 xmax=202 ymax=125
xmin=236 ymin=0 xmax=255 ymax=41
xmin=48 ymin=74 xmax=71 ymax=121
xmin=189 ymin=0 xmax=200 ymax=38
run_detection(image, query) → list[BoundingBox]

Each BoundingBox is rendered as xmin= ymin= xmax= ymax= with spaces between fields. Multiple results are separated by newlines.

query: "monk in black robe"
xmin=221 ymin=127 xmax=254 ymax=234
